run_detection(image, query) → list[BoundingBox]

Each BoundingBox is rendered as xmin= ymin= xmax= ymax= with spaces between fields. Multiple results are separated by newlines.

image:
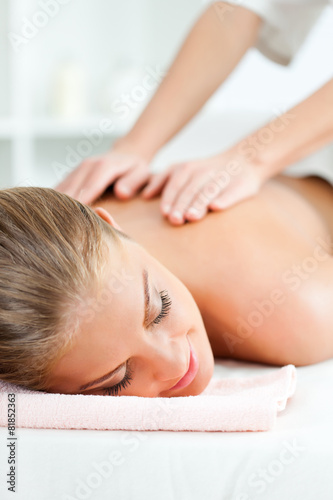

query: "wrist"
xmin=255 ymin=148 xmax=290 ymax=182
xmin=112 ymin=136 xmax=158 ymax=163
xmin=232 ymin=138 xmax=286 ymax=183
xmin=215 ymin=145 xmax=273 ymax=187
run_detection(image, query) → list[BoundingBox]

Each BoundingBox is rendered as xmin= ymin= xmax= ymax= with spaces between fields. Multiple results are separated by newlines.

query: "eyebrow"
xmin=78 ymin=267 xmax=151 ymax=392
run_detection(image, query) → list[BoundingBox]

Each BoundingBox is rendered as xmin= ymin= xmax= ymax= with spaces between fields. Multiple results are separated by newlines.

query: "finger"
xmin=186 ymin=205 xmax=209 ymax=222
xmin=54 ymin=163 xmax=89 ymax=197
xmin=72 ymin=160 xmax=128 ymax=205
xmin=113 ymin=161 xmax=150 ymax=199
xmin=160 ymin=165 xmax=192 ymax=218
xmin=55 ymin=152 xmax=137 ymax=201
xmin=168 ymin=203 xmax=209 ymax=225
xmin=169 ymin=172 xmax=216 ymax=223
xmin=54 ymin=157 xmax=104 ymax=200
xmin=185 ymin=173 xmax=227 ymax=211
xmin=140 ymin=169 xmax=171 ymax=199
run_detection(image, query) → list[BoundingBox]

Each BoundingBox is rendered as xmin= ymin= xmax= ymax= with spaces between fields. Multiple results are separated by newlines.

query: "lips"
xmin=169 ymin=337 xmax=199 ymax=391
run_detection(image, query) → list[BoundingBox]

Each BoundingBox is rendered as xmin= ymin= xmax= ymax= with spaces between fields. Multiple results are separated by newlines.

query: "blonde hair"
xmin=0 ymin=186 xmax=124 ymax=391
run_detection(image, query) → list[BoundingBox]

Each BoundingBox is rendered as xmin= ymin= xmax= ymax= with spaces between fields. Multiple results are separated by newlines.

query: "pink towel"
xmin=0 ymin=364 xmax=296 ymax=432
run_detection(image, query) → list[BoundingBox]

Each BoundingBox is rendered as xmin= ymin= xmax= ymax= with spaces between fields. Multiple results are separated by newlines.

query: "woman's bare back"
xmin=93 ymin=174 xmax=333 ymax=366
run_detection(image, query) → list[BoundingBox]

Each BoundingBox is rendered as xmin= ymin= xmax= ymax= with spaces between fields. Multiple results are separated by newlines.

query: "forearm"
xmin=238 ymin=78 xmax=333 ymax=181
xmin=114 ymin=2 xmax=261 ymax=160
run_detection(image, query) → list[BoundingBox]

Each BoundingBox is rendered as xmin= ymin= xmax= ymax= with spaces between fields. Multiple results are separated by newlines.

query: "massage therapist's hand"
xmin=140 ymin=150 xmax=266 ymax=225
xmin=54 ymin=141 xmax=153 ymax=205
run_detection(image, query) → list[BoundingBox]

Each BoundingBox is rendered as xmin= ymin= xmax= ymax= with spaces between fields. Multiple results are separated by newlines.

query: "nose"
xmin=141 ymin=335 xmax=189 ymax=384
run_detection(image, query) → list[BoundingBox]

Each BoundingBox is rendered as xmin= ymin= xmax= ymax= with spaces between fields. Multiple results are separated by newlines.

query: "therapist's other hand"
xmin=140 ymin=151 xmax=265 ymax=225
xmin=55 ymin=145 xmax=152 ymax=205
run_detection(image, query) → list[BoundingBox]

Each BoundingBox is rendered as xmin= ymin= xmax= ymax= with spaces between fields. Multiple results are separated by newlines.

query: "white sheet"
xmin=1 ymin=358 xmax=333 ymax=500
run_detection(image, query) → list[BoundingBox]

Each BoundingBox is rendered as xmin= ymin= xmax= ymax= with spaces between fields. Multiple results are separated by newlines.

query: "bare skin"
xmin=50 ymin=2 xmax=333 ymax=395
xmin=92 ymin=173 xmax=333 ymax=367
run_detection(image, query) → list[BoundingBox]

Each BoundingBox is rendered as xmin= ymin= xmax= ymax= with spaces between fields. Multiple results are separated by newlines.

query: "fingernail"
xmin=162 ymin=204 xmax=171 ymax=214
xmin=171 ymin=210 xmax=182 ymax=220
xmin=186 ymin=207 xmax=199 ymax=216
xmin=118 ymin=185 xmax=130 ymax=195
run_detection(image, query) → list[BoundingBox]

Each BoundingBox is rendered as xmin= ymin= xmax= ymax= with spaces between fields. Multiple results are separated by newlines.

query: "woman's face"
xmin=46 ymin=207 xmax=214 ymax=397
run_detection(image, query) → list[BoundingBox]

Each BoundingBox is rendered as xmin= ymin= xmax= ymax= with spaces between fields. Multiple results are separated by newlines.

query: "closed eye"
xmin=152 ymin=289 xmax=172 ymax=325
xmin=100 ymin=362 xmax=133 ymax=396
xmin=100 ymin=289 xmax=172 ymax=396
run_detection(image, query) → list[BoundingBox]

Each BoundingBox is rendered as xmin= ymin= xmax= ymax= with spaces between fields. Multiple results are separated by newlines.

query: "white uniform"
xmin=208 ymin=0 xmax=333 ymax=186
xmin=217 ymin=0 xmax=328 ymax=65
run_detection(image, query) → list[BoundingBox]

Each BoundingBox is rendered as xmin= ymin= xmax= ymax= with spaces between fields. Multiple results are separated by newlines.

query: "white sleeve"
xmin=206 ymin=0 xmax=328 ymax=65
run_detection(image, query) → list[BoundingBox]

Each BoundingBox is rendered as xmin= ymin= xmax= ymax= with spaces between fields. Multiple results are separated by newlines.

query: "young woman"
xmin=48 ymin=2 xmax=333 ymax=400
xmin=1 ymin=174 xmax=333 ymax=399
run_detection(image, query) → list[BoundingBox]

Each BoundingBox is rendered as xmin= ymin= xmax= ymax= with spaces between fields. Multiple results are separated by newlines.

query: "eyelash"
xmin=101 ymin=363 xmax=133 ymax=396
xmin=101 ymin=290 xmax=172 ymax=396
xmin=152 ymin=289 xmax=172 ymax=325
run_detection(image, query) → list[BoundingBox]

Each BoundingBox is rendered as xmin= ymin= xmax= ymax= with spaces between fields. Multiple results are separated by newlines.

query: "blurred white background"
xmin=0 ymin=0 xmax=332 ymax=189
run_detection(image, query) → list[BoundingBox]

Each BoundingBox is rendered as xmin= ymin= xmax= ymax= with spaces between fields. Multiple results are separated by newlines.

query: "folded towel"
xmin=0 ymin=364 xmax=296 ymax=432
